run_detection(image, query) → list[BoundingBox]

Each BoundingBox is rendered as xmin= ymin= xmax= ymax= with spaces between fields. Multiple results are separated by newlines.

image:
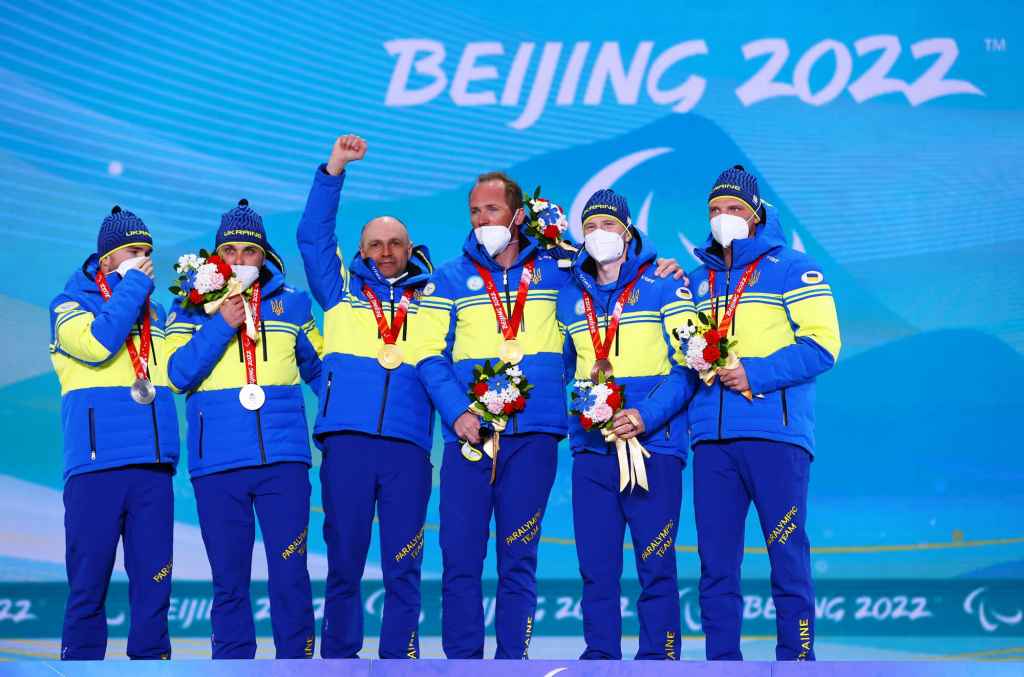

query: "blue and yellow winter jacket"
xmin=417 ymin=226 xmax=571 ymax=444
xmin=49 ymin=256 xmax=180 ymax=481
xmin=687 ymin=205 xmax=841 ymax=454
xmin=558 ymin=234 xmax=695 ymax=462
xmin=296 ymin=165 xmax=449 ymax=453
xmin=165 ymin=262 xmax=323 ymax=478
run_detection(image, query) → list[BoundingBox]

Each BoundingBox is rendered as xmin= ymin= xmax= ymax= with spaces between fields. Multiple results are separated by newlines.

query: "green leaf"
xmin=697 ymin=311 xmax=710 ymax=325
xmin=199 ymin=248 xmax=210 ymax=259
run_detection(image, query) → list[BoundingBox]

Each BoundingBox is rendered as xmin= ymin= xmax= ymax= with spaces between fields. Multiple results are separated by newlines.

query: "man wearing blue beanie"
xmin=165 ymin=200 xmax=323 ymax=659
xmin=558 ymin=189 xmax=696 ymax=660
xmin=687 ymin=165 xmax=841 ymax=661
xmin=49 ymin=206 xmax=180 ymax=659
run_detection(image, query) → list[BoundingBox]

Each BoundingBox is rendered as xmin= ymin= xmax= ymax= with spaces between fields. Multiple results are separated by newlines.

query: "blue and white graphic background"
xmin=0 ymin=0 xmax=1022 ymax=659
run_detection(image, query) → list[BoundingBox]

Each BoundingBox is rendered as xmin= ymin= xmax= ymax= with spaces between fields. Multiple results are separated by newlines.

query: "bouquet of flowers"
xmin=523 ymin=187 xmax=576 ymax=251
xmin=169 ymin=249 xmax=261 ymax=338
xmin=569 ymin=373 xmax=624 ymax=432
xmin=676 ymin=312 xmax=752 ymax=400
xmin=465 ymin=361 xmax=533 ymax=483
xmin=570 ymin=374 xmax=650 ymax=493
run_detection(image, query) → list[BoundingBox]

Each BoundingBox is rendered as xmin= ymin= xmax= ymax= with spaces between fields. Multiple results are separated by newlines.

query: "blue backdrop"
xmin=0 ymin=0 xmax=1022 ymax=659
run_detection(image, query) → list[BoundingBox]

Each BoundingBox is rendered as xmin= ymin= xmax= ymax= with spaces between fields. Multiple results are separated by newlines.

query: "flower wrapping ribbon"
xmin=601 ymin=428 xmax=651 ymax=493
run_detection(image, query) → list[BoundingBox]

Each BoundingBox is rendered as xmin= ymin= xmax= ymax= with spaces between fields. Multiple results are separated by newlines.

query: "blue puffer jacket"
xmin=558 ymin=233 xmax=695 ymax=462
xmin=686 ymin=205 xmax=841 ymax=454
xmin=165 ymin=262 xmax=322 ymax=478
xmin=417 ymin=227 xmax=572 ymax=443
xmin=296 ymin=165 xmax=449 ymax=452
xmin=49 ymin=255 xmax=180 ymax=480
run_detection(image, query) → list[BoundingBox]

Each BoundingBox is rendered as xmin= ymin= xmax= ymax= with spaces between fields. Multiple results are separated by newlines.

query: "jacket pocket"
xmin=781 ymin=388 xmax=789 ymax=427
xmin=198 ymin=412 xmax=205 ymax=459
xmin=322 ymin=372 xmax=334 ymax=417
xmin=88 ymin=407 xmax=96 ymax=460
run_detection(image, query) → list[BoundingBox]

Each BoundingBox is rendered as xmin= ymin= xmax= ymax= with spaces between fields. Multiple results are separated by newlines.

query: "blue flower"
xmin=538 ymin=206 xmax=561 ymax=226
xmin=489 ymin=375 xmax=510 ymax=392
xmin=180 ymin=269 xmax=197 ymax=293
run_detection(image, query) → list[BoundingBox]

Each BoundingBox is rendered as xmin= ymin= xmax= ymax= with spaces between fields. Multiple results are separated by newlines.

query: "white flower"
xmin=506 ymin=366 xmax=523 ymax=378
xmin=678 ymin=324 xmax=695 ymax=340
xmin=512 ymin=377 xmax=521 ymax=385
xmin=500 ymin=385 xmax=521 ymax=403
xmin=176 ymin=253 xmax=203 ymax=274
xmin=591 ymin=384 xmax=611 ymax=400
xmin=193 ymin=263 xmax=225 ymax=294
xmin=687 ymin=335 xmax=707 ymax=353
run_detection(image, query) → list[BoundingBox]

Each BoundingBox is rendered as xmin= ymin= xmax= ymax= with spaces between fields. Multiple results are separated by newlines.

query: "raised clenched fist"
xmin=326 ymin=134 xmax=367 ymax=176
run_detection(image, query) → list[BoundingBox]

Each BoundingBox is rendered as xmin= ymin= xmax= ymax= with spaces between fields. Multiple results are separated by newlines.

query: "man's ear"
xmin=512 ymin=207 xmax=525 ymax=227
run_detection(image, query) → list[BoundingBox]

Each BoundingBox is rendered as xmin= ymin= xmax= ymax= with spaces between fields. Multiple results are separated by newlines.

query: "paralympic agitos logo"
xmin=383 ymin=37 xmax=984 ymax=129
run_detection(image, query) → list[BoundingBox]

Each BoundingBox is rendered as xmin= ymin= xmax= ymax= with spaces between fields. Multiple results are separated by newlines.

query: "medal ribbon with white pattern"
xmin=472 ymin=258 xmax=535 ymax=365
xmin=238 ymin=282 xmax=263 ymax=409
xmin=95 ymin=269 xmax=153 ymax=403
xmin=363 ymin=285 xmax=414 ymax=370
xmin=581 ymin=263 xmax=649 ymax=381
xmin=707 ymin=256 xmax=764 ymax=336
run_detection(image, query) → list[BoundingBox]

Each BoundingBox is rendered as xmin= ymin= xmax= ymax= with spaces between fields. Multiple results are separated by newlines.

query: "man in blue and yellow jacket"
xmin=687 ymin=166 xmax=841 ymax=661
xmin=296 ymin=134 xmax=448 ymax=659
xmin=418 ymin=174 xmax=684 ymax=659
xmin=49 ymin=207 xmax=180 ymax=660
xmin=557 ymin=189 xmax=696 ymax=661
xmin=165 ymin=201 xmax=322 ymax=660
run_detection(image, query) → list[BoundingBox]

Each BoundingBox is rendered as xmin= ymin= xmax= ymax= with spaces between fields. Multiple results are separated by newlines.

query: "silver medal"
xmin=130 ymin=378 xmax=156 ymax=405
xmin=239 ymin=384 xmax=266 ymax=411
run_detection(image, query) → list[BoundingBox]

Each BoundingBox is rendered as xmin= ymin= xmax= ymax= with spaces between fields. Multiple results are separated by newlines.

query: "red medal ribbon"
xmin=363 ymin=286 xmax=415 ymax=345
xmin=95 ymin=269 xmax=151 ymax=381
xmin=240 ymin=282 xmax=262 ymax=385
xmin=708 ymin=256 xmax=763 ymax=337
xmin=581 ymin=264 xmax=650 ymax=360
xmin=472 ymin=258 xmax=536 ymax=340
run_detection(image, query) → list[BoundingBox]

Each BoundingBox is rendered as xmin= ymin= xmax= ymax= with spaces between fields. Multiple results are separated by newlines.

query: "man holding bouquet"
xmin=165 ymin=201 xmax=323 ymax=659
xmin=49 ymin=207 xmax=180 ymax=660
xmin=296 ymin=134 xmax=449 ymax=659
xmin=556 ymin=189 xmax=695 ymax=660
xmin=685 ymin=165 xmax=841 ymax=661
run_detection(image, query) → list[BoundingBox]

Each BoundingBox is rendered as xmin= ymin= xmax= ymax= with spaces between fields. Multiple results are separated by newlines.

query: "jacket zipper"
xmin=255 ymin=409 xmax=267 ymax=464
xmin=717 ymin=267 xmax=732 ymax=439
xmin=150 ymin=402 xmax=161 ymax=462
xmin=198 ymin=412 xmax=205 ymax=459
xmin=260 ymin=318 xmax=268 ymax=362
xmin=88 ymin=407 xmax=96 ymax=460
xmin=322 ymin=372 xmax=333 ymax=417
xmin=781 ymin=388 xmax=789 ymax=427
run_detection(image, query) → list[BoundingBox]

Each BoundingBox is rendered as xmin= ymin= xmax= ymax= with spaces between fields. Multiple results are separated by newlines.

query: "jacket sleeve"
xmin=414 ymin=276 xmax=470 ymax=429
xmin=295 ymin=298 xmax=324 ymax=393
xmin=634 ymin=280 xmax=699 ymax=433
xmin=164 ymin=301 xmax=239 ymax=394
xmin=741 ymin=255 xmax=841 ymax=395
xmin=296 ymin=164 xmax=350 ymax=312
xmin=51 ymin=270 xmax=154 ymax=366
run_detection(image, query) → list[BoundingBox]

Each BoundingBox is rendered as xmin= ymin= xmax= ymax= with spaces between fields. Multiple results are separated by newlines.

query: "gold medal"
xmin=377 ymin=344 xmax=403 ymax=370
xmin=590 ymin=358 xmax=614 ymax=382
xmin=498 ymin=339 xmax=525 ymax=365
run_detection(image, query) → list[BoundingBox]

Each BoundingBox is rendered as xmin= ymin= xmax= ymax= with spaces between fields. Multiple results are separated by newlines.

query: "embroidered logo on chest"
xmin=271 ymin=299 xmax=285 ymax=316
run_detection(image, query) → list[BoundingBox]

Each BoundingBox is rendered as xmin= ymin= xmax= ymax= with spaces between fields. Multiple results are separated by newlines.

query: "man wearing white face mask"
xmin=557 ymin=189 xmax=697 ymax=660
xmin=165 ymin=200 xmax=323 ymax=659
xmin=49 ymin=206 xmax=180 ymax=660
xmin=418 ymin=174 xmax=686 ymax=659
xmin=686 ymin=166 xmax=841 ymax=662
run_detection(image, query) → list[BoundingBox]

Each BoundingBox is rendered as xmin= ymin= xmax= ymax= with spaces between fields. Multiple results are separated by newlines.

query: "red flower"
xmin=208 ymin=255 xmax=233 ymax=280
xmin=607 ymin=392 xmax=622 ymax=410
xmin=703 ymin=344 xmax=721 ymax=363
xmin=543 ymin=225 xmax=560 ymax=240
xmin=188 ymin=289 xmax=203 ymax=304
xmin=514 ymin=396 xmax=526 ymax=411
xmin=472 ymin=382 xmax=489 ymax=397
xmin=704 ymin=329 xmax=720 ymax=344
xmin=503 ymin=402 xmax=517 ymax=415
xmin=580 ymin=415 xmax=593 ymax=430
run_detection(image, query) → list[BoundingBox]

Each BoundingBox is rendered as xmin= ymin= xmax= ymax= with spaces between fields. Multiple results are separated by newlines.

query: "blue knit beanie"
xmin=581 ymin=189 xmax=631 ymax=228
xmin=214 ymin=199 xmax=285 ymax=271
xmin=97 ymin=205 xmax=152 ymax=259
xmin=709 ymin=165 xmax=764 ymax=220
